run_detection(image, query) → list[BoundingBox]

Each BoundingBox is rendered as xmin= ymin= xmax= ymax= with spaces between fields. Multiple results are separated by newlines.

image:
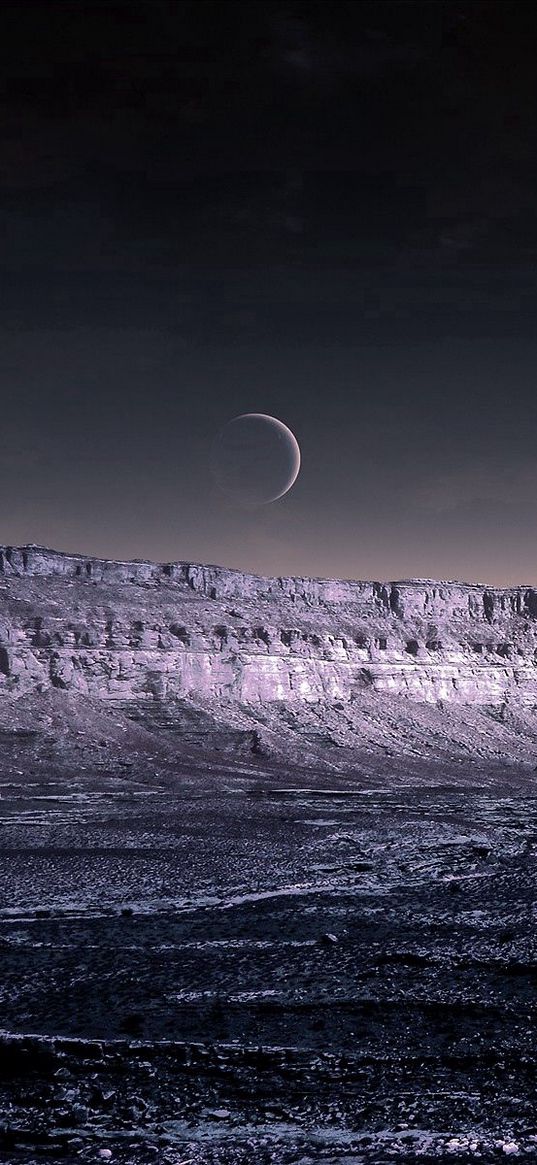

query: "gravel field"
xmin=0 ymin=762 xmax=535 ymax=1163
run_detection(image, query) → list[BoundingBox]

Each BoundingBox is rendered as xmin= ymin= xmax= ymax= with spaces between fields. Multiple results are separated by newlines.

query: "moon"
xmin=211 ymin=413 xmax=301 ymax=505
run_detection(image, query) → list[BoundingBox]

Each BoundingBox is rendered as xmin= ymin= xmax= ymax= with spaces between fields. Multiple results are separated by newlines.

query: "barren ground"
xmin=0 ymin=755 xmax=535 ymax=1164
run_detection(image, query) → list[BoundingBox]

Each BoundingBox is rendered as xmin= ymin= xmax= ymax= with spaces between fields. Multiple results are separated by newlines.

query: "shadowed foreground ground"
xmin=0 ymin=757 xmax=535 ymax=1163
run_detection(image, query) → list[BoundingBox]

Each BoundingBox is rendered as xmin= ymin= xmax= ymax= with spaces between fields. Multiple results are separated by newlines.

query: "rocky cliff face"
xmin=2 ymin=543 xmax=537 ymax=706
xmin=2 ymin=545 xmax=537 ymax=773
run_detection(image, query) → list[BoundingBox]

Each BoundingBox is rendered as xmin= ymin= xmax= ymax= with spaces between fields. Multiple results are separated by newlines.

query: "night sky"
xmin=2 ymin=1 xmax=537 ymax=583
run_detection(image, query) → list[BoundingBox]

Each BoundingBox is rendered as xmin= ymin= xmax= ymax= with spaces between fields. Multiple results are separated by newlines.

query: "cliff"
xmin=1 ymin=544 xmax=537 ymax=776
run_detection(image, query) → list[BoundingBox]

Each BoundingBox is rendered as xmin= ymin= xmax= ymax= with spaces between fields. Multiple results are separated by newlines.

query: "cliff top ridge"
xmin=0 ymin=544 xmax=534 ymax=596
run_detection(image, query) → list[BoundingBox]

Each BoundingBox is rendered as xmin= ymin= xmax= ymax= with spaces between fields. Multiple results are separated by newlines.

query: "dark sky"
xmin=2 ymin=0 xmax=537 ymax=583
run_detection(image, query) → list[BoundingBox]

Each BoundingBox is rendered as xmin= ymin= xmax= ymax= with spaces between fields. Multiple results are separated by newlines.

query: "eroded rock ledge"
xmin=1 ymin=544 xmax=537 ymax=712
xmin=2 ymin=543 xmax=537 ymax=621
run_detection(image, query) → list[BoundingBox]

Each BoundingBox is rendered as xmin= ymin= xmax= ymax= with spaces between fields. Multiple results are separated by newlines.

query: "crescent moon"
xmin=243 ymin=413 xmax=301 ymax=499
xmin=211 ymin=412 xmax=301 ymax=505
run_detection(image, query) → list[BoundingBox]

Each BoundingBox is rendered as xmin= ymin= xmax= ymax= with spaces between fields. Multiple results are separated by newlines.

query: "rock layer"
xmin=1 ymin=544 xmax=537 ymax=706
xmin=2 ymin=545 xmax=537 ymax=770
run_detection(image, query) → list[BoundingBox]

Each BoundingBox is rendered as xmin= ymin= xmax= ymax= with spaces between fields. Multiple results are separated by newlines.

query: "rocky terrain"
xmin=1 ymin=547 xmax=536 ymax=1164
xmin=2 ymin=544 xmax=537 ymax=776
xmin=0 ymin=760 xmax=535 ymax=1164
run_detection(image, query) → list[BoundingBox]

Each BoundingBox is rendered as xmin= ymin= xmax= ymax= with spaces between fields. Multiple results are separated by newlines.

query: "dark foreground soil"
xmin=0 ymin=759 xmax=535 ymax=1163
